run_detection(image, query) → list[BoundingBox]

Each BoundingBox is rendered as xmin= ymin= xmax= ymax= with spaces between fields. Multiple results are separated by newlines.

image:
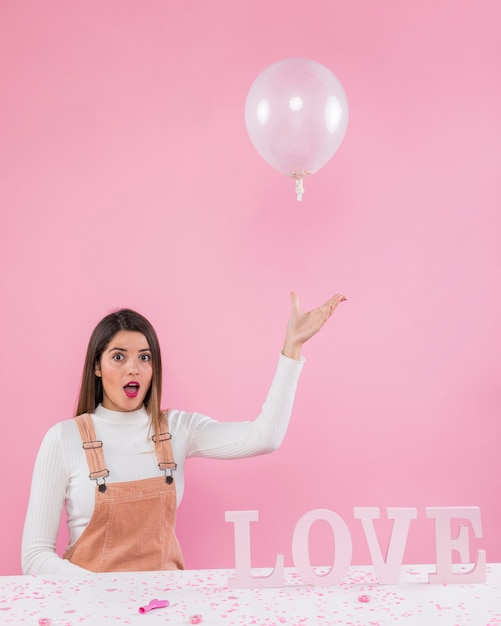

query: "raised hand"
xmin=282 ymin=291 xmax=347 ymax=360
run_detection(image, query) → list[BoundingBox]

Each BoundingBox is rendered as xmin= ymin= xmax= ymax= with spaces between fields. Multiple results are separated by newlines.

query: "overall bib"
xmin=63 ymin=412 xmax=184 ymax=572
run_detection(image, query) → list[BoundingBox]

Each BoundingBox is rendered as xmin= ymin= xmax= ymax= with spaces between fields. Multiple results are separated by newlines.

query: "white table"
xmin=1 ymin=564 xmax=500 ymax=625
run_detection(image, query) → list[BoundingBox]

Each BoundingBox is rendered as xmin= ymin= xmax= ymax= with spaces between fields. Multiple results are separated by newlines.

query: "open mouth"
xmin=124 ymin=382 xmax=140 ymax=399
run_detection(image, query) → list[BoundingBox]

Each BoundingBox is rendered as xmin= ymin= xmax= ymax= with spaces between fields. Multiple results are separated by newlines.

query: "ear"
xmin=95 ymin=363 xmax=102 ymax=377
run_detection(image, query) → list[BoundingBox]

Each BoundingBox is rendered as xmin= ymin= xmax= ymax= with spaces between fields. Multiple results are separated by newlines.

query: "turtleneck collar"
xmin=93 ymin=404 xmax=150 ymax=425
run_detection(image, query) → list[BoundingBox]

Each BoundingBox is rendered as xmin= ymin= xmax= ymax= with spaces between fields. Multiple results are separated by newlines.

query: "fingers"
xmin=329 ymin=293 xmax=347 ymax=305
xmin=291 ymin=291 xmax=347 ymax=318
xmin=324 ymin=293 xmax=347 ymax=316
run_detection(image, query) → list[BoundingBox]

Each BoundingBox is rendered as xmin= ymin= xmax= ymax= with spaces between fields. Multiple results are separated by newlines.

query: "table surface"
xmin=1 ymin=564 xmax=500 ymax=626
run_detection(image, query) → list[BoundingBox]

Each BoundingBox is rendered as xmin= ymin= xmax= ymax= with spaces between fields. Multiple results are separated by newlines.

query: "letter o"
xmin=292 ymin=509 xmax=352 ymax=586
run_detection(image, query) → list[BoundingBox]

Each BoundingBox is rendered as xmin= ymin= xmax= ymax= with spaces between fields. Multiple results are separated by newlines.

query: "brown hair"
xmin=75 ymin=309 xmax=163 ymax=439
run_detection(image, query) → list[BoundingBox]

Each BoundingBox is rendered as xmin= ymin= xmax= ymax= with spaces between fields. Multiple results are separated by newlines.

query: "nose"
xmin=127 ymin=358 xmax=139 ymax=375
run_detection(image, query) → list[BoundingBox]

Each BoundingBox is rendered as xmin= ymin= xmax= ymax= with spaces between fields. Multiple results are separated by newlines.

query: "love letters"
xmin=225 ymin=507 xmax=486 ymax=587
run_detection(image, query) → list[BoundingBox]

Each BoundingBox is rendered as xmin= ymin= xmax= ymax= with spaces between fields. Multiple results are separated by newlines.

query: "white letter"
xmin=225 ymin=510 xmax=285 ymax=588
xmin=354 ymin=507 xmax=417 ymax=584
xmin=426 ymin=506 xmax=486 ymax=583
xmin=292 ymin=509 xmax=352 ymax=586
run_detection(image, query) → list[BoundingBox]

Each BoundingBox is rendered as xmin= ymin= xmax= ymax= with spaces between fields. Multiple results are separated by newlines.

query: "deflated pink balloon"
xmin=245 ymin=58 xmax=349 ymax=200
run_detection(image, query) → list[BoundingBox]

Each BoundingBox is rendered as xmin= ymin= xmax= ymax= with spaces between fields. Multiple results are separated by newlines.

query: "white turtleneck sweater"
xmin=22 ymin=354 xmax=304 ymax=577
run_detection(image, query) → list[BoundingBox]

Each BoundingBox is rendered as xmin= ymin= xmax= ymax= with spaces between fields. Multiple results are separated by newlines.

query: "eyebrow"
xmin=107 ymin=347 xmax=151 ymax=353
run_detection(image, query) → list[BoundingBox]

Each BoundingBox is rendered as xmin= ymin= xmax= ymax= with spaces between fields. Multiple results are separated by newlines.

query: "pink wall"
xmin=1 ymin=1 xmax=500 ymax=575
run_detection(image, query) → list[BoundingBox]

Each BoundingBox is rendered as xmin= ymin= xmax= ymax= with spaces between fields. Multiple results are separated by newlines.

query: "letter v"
xmin=354 ymin=507 xmax=417 ymax=584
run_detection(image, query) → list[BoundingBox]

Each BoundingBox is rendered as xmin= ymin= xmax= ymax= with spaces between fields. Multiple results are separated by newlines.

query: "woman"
xmin=22 ymin=291 xmax=346 ymax=576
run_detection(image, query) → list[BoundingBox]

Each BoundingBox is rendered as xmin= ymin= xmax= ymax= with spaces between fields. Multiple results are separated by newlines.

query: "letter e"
xmin=426 ymin=506 xmax=486 ymax=583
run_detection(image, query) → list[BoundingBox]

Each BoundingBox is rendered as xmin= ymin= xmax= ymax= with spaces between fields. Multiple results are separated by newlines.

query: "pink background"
xmin=1 ymin=1 xmax=500 ymax=576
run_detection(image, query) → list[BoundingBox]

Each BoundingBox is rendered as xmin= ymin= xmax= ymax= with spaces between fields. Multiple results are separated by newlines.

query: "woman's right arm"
xmin=22 ymin=424 xmax=88 ymax=577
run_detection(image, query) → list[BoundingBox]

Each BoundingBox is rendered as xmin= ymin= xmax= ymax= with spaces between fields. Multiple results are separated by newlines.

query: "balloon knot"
xmin=295 ymin=178 xmax=304 ymax=201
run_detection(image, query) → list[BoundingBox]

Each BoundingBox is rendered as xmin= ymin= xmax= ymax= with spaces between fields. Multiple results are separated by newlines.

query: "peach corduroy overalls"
xmin=63 ymin=412 xmax=184 ymax=572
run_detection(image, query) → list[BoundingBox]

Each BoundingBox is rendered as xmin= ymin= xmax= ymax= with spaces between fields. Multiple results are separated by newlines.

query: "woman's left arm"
xmin=185 ymin=291 xmax=346 ymax=459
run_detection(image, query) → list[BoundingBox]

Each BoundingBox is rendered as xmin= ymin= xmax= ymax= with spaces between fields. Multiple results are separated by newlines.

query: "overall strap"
xmin=153 ymin=412 xmax=177 ymax=484
xmin=74 ymin=413 xmax=109 ymax=491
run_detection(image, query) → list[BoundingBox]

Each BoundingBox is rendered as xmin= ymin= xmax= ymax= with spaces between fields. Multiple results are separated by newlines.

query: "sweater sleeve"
xmin=185 ymin=353 xmax=304 ymax=459
xmin=21 ymin=423 xmax=89 ymax=578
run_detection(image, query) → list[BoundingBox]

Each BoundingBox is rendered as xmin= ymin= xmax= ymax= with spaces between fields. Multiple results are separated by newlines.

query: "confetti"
xmin=0 ymin=565 xmax=497 ymax=625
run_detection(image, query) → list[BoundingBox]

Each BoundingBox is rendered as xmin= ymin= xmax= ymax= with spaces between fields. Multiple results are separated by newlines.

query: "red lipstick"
xmin=124 ymin=381 xmax=140 ymax=398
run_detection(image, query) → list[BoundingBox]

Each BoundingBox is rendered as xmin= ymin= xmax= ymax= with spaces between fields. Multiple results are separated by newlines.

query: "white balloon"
xmin=245 ymin=59 xmax=349 ymax=199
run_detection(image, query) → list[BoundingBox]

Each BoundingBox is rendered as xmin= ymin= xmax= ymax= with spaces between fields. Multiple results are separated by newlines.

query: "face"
xmin=95 ymin=330 xmax=153 ymax=412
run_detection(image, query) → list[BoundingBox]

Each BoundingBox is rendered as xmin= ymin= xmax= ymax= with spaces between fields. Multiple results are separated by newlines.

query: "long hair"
xmin=76 ymin=309 xmax=163 ymax=439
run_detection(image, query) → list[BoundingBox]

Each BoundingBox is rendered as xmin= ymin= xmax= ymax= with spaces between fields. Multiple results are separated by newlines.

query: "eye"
xmin=140 ymin=353 xmax=151 ymax=362
xmin=112 ymin=353 xmax=124 ymax=361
